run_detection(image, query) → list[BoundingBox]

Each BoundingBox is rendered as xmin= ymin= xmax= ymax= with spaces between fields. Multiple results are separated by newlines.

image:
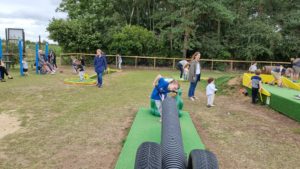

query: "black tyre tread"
xmin=187 ymin=149 xmax=218 ymax=169
xmin=134 ymin=142 xmax=162 ymax=169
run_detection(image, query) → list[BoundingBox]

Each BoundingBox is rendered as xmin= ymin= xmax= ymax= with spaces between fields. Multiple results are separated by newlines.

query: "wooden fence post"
xmin=154 ymin=58 xmax=156 ymax=69
xmin=230 ymin=61 xmax=233 ymax=71
xmin=173 ymin=59 xmax=175 ymax=69
xmin=211 ymin=59 xmax=214 ymax=70
xmin=115 ymin=55 xmax=117 ymax=68
xmin=135 ymin=56 xmax=137 ymax=68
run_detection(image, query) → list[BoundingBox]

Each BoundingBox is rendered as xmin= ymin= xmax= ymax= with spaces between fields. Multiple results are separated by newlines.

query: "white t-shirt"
xmin=249 ymin=64 xmax=257 ymax=72
xmin=118 ymin=55 xmax=122 ymax=62
xmin=196 ymin=62 xmax=201 ymax=74
xmin=206 ymin=83 xmax=217 ymax=96
xmin=22 ymin=60 xmax=28 ymax=69
xmin=179 ymin=60 xmax=188 ymax=67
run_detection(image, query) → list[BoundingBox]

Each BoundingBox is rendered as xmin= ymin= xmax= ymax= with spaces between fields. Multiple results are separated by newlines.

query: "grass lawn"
xmin=1 ymin=67 xmax=300 ymax=169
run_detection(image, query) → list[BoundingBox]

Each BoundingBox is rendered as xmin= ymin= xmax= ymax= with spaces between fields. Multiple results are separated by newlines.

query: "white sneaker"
xmin=189 ymin=97 xmax=195 ymax=101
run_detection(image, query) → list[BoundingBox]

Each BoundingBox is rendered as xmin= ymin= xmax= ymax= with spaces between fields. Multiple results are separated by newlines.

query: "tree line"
xmin=47 ymin=0 xmax=300 ymax=61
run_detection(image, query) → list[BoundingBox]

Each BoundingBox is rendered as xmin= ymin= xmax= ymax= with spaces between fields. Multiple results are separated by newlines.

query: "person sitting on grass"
xmin=206 ymin=77 xmax=218 ymax=108
xmin=0 ymin=60 xmax=13 ymax=82
xmin=151 ymin=74 xmax=180 ymax=121
xmin=249 ymin=69 xmax=262 ymax=104
xmin=270 ymin=64 xmax=285 ymax=87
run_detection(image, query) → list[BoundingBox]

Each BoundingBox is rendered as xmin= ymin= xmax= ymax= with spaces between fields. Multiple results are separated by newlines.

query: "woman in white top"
xmin=188 ymin=52 xmax=201 ymax=101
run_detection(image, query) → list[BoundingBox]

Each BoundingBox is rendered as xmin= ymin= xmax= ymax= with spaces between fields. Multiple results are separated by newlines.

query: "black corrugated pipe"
xmin=161 ymin=97 xmax=186 ymax=169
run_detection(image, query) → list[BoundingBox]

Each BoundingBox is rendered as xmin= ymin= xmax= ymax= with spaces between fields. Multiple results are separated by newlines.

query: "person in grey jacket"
xmin=188 ymin=52 xmax=201 ymax=101
xmin=291 ymin=57 xmax=300 ymax=81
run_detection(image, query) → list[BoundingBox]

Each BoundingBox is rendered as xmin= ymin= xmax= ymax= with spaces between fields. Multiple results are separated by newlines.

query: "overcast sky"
xmin=0 ymin=0 xmax=67 ymax=44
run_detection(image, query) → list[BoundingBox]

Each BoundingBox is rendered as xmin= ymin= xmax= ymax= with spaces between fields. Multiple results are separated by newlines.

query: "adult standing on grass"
xmin=188 ymin=52 xmax=201 ymax=101
xmin=176 ymin=59 xmax=189 ymax=79
xmin=117 ymin=54 xmax=122 ymax=69
xmin=291 ymin=57 xmax=300 ymax=81
xmin=49 ymin=50 xmax=57 ymax=69
xmin=248 ymin=62 xmax=258 ymax=73
xmin=94 ymin=49 xmax=107 ymax=88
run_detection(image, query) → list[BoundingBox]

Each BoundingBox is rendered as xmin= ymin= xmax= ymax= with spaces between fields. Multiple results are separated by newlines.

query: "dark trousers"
xmin=177 ymin=63 xmax=184 ymax=78
xmin=0 ymin=66 xmax=9 ymax=79
xmin=53 ymin=61 xmax=57 ymax=68
xmin=97 ymin=72 xmax=103 ymax=86
xmin=252 ymin=88 xmax=259 ymax=103
xmin=188 ymin=74 xmax=201 ymax=97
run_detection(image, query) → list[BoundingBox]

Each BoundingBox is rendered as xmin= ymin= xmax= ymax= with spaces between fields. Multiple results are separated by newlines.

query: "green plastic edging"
xmin=114 ymin=108 xmax=205 ymax=169
xmin=263 ymin=84 xmax=300 ymax=122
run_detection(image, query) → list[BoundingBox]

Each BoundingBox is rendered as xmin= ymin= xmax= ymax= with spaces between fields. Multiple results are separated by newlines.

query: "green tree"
xmin=47 ymin=0 xmax=300 ymax=60
xmin=109 ymin=25 xmax=158 ymax=55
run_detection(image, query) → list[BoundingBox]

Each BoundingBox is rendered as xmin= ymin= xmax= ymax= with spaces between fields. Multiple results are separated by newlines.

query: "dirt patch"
xmin=227 ymin=76 xmax=242 ymax=86
xmin=0 ymin=114 xmax=21 ymax=139
xmin=187 ymin=90 xmax=300 ymax=169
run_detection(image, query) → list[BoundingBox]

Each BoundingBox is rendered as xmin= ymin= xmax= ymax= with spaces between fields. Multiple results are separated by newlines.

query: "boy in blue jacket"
xmin=151 ymin=74 xmax=180 ymax=121
xmin=94 ymin=49 xmax=107 ymax=88
xmin=249 ymin=69 xmax=262 ymax=104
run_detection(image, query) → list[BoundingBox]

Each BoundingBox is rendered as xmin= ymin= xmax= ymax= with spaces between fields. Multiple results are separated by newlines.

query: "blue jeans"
xmin=177 ymin=63 xmax=183 ymax=78
xmin=97 ymin=72 xmax=103 ymax=86
xmin=188 ymin=74 xmax=201 ymax=97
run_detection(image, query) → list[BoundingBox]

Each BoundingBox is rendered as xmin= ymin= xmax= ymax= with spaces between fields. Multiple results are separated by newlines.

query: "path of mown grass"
xmin=0 ymin=67 xmax=236 ymax=169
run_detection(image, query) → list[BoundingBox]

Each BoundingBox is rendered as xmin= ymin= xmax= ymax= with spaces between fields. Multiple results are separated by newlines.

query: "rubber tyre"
xmin=187 ymin=149 xmax=218 ymax=169
xmin=134 ymin=142 xmax=162 ymax=169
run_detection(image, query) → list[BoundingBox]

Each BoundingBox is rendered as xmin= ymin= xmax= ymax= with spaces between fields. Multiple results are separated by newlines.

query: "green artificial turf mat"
xmin=263 ymin=84 xmax=300 ymax=122
xmin=115 ymin=108 xmax=205 ymax=169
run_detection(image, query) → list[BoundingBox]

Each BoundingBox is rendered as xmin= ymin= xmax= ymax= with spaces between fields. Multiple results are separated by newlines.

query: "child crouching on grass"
xmin=151 ymin=74 xmax=180 ymax=121
xmin=206 ymin=77 xmax=217 ymax=108
xmin=249 ymin=69 xmax=262 ymax=104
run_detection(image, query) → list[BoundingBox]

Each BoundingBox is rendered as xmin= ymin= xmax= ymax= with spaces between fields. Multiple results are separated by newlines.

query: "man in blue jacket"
xmin=94 ymin=49 xmax=107 ymax=88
